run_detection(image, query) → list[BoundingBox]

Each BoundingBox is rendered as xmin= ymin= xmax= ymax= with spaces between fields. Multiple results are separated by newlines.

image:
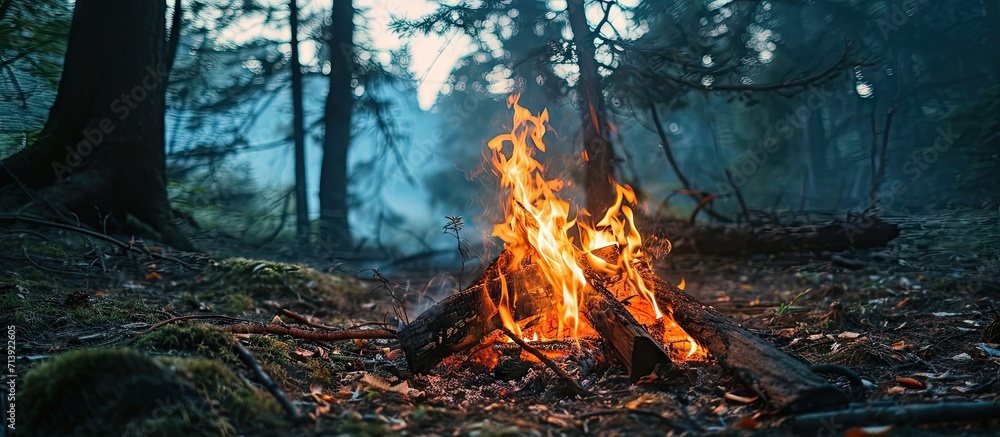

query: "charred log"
xmin=398 ymin=248 xmax=671 ymax=380
xmin=652 ymin=217 xmax=899 ymax=255
xmin=641 ymin=267 xmax=848 ymax=413
xmin=582 ymin=281 xmax=671 ymax=382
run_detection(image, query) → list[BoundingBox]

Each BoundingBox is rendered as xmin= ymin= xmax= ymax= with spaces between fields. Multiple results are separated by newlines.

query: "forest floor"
xmin=2 ymin=206 xmax=999 ymax=436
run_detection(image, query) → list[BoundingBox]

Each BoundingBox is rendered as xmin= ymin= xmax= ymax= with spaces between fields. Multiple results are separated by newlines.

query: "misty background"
xmin=2 ymin=0 xmax=997 ymax=267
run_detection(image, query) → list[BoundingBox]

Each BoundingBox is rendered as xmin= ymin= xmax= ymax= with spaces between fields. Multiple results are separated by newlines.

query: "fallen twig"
xmin=223 ymin=322 xmax=398 ymax=341
xmin=793 ymin=401 xmax=1000 ymax=433
xmin=499 ymin=326 xmax=591 ymax=397
xmin=0 ymin=213 xmax=200 ymax=271
xmin=279 ymin=308 xmax=338 ymax=329
xmin=144 ymin=314 xmax=252 ymax=333
xmin=279 ymin=309 xmax=397 ymax=334
xmin=232 ymin=340 xmax=305 ymax=423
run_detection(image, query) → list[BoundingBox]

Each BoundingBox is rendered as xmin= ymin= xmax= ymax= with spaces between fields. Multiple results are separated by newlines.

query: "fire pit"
xmin=398 ymin=96 xmax=847 ymax=413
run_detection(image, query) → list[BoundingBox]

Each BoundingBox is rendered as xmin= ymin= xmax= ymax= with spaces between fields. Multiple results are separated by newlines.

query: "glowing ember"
xmin=487 ymin=94 xmax=705 ymax=360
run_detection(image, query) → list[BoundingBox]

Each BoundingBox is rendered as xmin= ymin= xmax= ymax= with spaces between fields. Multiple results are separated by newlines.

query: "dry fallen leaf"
xmin=145 ymin=271 xmax=163 ymax=280
xmin=838 ymin=331 xmax=862 ymax=339
xmin=890 ymin=340 xmax=907 ymax=351
xmin=886 ymin=386 xmax=905 ymax=395
xmin=636 ymin=371 xmax=660 ymax=385
xmin=362 ymin=373 xmax=410 ymax=395
xmin=736 ymin=414 xmax=759 ymax=429
xmin=895 ymin=377 xmax=924 ymax=388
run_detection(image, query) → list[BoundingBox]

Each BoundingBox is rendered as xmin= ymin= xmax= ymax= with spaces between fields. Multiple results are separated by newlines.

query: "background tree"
xmin=319 ymin=0 xmax=354 ymax=249
xmin=0 ymin=0 xmax=193 ymax=250
xmin=290 ymin=0 xmax=309 ymax=247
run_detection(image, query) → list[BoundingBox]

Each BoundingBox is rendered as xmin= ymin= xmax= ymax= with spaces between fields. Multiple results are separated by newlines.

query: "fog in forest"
xmin=2 ymin=0 xmax=997 ymax=269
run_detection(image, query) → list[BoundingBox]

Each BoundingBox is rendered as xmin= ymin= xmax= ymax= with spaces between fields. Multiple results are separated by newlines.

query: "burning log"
xmin=582 ymin=280 xmax=670 ymax=382
xmin=399 ymin=96 xmax=846 ymax=414
xmin=397 ymin=248 xmax=672 ymax=381
xmin=638 ymin=266 xmax=849 ymax=413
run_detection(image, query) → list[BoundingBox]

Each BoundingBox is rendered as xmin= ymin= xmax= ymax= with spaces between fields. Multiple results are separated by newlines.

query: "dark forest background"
xmin=1 ymin=0 xmax=997 ymax=262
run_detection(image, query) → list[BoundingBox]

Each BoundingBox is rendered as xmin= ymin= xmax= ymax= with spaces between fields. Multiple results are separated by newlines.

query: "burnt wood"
xmin=397 ymin=251 xmax=548 ymax=372
xmin=651 ymin=217 xmax=900 ymax=255
xmin=641 ymin=266 xmax=849 ymax=413
xmin=398 ymin=247 xmax=672 ymax=379
xmin=582 ymin=280 xmax=671 ymax=382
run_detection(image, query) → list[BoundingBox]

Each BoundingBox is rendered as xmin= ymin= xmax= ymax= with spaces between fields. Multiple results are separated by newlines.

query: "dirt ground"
xmin=2 ymin=207 xmax=999 ymax=436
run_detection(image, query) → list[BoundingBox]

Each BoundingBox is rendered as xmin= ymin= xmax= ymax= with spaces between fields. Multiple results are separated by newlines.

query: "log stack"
xmin=397 ymin=246 xmax=848 ymax=413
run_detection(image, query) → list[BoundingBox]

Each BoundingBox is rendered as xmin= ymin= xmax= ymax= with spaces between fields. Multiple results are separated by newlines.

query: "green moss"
xmin=176 ymin=291 xmax=199 ymax=307
xmin=19 ymin=349 xmax=233 ymax=436
xmin=334 ymin=419 xmax=392 ymax=436
xmin=244 ymin=335 xmax=292 ymax=384
xmin=222 ymin=293 xmax=255 ymax=313
xmin=303 ymin=357 xmax=335 ymax=386
xmin=134 ymin=323 xmax=236 ymax=361
xmin=160 ymin=356 xmax=284 ymax=428
xmin=203 ymin=257 xmax=368 ymax=302
xmin=69 ymin=297 xmax=161 ymax=325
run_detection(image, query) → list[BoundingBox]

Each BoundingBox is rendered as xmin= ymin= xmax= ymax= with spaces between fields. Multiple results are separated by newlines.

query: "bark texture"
xmin=0 ymin=0 xmax=192 ymax=250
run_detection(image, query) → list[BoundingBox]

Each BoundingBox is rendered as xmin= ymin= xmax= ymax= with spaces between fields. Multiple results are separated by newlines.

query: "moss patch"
xmin=161 ymin=356 xmax=285 ymax=428
xmin=244 ymin=335 xmax=293 ymax=385
xmin=202 ymin=257 xmax=369 ymax=303
xmin=1 ymin=278 xmax=160 ymax=337
xmin=19 ymin=349 xmax=233 ymax=436
xmin=134 ymin=323 xmax=237 ymax=361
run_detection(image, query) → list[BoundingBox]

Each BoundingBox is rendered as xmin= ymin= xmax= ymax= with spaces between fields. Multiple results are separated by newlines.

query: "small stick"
xmin=223 ymin=323 xmax=397 ymax=341
xmin=499 ymin=326 xmax=591 ymax=397
xmin=279 ymin=308 xmax=337 ymax=329
xmin=232 ymin=340 xmax=305 ymax=423
xmin=144 ymin=314 xmax=252 ymax=333
xmin=278 ymin=309 xmax=396 ymax=333
xmin=0 ymin=213 xmax=200 ymax=270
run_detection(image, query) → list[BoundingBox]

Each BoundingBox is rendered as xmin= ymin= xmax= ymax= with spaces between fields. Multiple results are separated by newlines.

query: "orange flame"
xmin=487 ymin=94 xmax=704 ymax=360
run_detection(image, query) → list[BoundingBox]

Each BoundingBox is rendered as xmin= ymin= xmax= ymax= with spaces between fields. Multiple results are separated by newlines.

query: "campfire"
xmin=399 ymin=96 xmax=848 ymax=413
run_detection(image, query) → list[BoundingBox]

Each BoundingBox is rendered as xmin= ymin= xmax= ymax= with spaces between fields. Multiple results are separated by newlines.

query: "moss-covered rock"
xmin=18 ymin=349 xmax=233 ymax=436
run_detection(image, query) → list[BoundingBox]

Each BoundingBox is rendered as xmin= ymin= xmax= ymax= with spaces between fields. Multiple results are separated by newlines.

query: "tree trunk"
xmin=319 ymin=0 xmax=354 ymax=249
xmin=567 ymin=0 xmax=616 ymax=216
xmin=0 ymin=0 xmax=193 ymax=251
xmin=289 ymin=0 xmax=309 ymax=247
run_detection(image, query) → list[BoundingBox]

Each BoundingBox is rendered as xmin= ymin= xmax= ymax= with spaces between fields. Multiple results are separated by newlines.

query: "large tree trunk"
xmin=0 ymin=0 xmax=193 ymax=251
xmin=567 ymin=0 xmax=616 ymax=216
xmin=319 ymin=0 xmax=354 ymax=250
xmin=289 ymin=0 xmax=309 ymax=247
